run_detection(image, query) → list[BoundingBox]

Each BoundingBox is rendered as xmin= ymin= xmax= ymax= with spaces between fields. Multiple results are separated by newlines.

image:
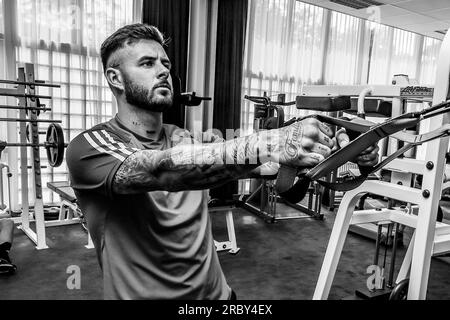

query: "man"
xmin=66 ymin=23 xmax=378 ymax=300
xmin=0 ymin=218 xmax=16 ymax=275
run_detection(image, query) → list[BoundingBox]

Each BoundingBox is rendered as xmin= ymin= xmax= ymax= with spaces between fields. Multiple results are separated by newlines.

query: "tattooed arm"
xmin=112 ymin=118 xmax=335 ymax=194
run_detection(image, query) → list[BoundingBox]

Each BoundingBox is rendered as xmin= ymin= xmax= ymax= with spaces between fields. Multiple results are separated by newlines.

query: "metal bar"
xmin=396 ymin=232 xmax=413 ymax=283
xmin=388 ymin=223 xmax=400 ymax=288
xmin=25 ymin=63 xmax=48 ymax=250
xmin=86 ymin=233 xmax=95 ymax=249
xmin=242 ymin=201 xmax=274 ymax=223
xmin=0 ymin=88 xmax=20 ymax=96
xmin=245 ymin=184 xmax=261 ymax=203
xmin=0 ymin=79 xmax=60 ymax=88
xmin=281 ymin=199 xmax=323 ymax=220
xmin=297 ymin=85 xmax=434 ymax=98
xmin=274 ymin=215 xmax=316 ymax=221
xmin=0 ymin=91 xmax=52 ymax=99
xmin=17 ymin=67 xmax=30 ymax=232
xmin=225 ymin=210 xmax=239 ymax=253
xmin=0 ymin=118 xmax=61 ymax=123
xmin=313 ymin=186 xmax=363 ymax=299
xmin=17 ymin=226 xmax=38 ymax=246
xmin=4 ymin=143 xmax=53 ymax=147
xmin=0 ymin=105 xmax=51 ymax=112
xmin=408 ymin=29 xmax=450 ymax=300
xmin=374 ymin=224 xmax=382 ymax=266
xmin=45 ymin=219 xmax=80 ymax=227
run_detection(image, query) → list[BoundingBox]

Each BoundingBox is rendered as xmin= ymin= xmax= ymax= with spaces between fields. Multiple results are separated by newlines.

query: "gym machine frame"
xmin=0 ymin=64 xmax=53 ymax=249
xmin=241 ymin=93 xmax=324 ymax=223
xmin=209 ymin=204 xmax=240 ymax=254
xmin=0 ymin=63 xmax=89 ymax=249
xmin=312 ymin=29 xmax=450 ymax=300
xmin=297 ymin=83 xmax=433 ymax=239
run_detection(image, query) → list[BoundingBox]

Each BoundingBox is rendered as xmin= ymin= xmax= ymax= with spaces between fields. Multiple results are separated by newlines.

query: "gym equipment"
xmin=180 ymin=91 xmax=212 ymax=107
xmin=25 ymin=124 xmax=46 ymax=142
xmin=239 ymin=93 xmax=324 ymax=222
xmin=0 ymin=79 xmax=60 ymax=88
xmin=0 ymin=91 xmax=52 ymax=100
xmin=389 ymin=278 xmax=409 ymax=300
xmin=172 ymin=74 xmax=212 ymax=107
xmin=313 ymin=28 xmax=450 ymax=300
xmin=208 ymin=201 xmax=240 ymax=254
xmin=0 ymin=163 xmax=12 ymax=216
xmin=276 ymin=98 xmax=450 ymax=204
xmin=0 ymin=104 xmax=51 ymax=113
xmin=352 ymin=221 xmax=403 ymax=300
xmin=296 ymin=94 xmax=353 ymax=210
xmin=0 ymin=118 xmax=62 ymax=123
xmin=0 ymin=123 xmax=66 ymax=167
xmin=296 ymin=95 xmax=351 ymax=112
xmin=45 ymin=123 xmax=65 ymax=167
xmin=46 ymin=181 xmax=93 ymax=249
xmin=0 ymin=63 xmax=62 ymax=250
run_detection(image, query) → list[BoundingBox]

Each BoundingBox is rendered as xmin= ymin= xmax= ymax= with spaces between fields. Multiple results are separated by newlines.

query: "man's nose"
xmin=157 ymin=63 xmax=170 ymax=79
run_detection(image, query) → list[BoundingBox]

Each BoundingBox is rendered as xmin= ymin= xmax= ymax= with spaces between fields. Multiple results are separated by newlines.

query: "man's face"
xmin=112 ymin=39 xmax=173 ymax=112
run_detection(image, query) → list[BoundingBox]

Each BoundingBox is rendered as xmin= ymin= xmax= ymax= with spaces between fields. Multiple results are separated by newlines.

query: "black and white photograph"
xmin=1 ymin=0 xmax=450 ymax=307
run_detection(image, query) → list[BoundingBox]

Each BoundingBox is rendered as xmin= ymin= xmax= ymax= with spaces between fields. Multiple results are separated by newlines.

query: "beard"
xmin=122 ymin=73 xmax=173 ymax=112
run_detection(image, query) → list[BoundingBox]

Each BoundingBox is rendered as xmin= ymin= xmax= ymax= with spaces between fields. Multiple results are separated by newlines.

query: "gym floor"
xmin=1 ymin=200 xmax=450 ymax=300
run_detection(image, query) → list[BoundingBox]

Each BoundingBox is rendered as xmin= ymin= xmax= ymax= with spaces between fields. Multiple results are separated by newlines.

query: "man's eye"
xmin=142 ymin=61 xmax=153 ymax=67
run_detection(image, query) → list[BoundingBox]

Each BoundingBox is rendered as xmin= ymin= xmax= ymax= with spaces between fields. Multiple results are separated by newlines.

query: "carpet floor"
xmin=1 ymin=200 xmax=450 ymax=300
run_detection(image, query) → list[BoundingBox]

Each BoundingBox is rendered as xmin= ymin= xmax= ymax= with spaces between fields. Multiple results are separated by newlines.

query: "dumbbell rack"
xmin=0 ymin=63 xmax=57 ymax=249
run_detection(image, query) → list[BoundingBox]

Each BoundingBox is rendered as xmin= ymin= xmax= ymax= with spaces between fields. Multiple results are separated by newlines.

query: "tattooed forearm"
xmin=112 ymin=119 xmax=323 ymax=194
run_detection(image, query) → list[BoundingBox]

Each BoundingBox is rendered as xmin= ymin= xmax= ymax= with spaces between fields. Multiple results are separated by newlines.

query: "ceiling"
xmin=300 ymin=0 xmax=450 ymax=40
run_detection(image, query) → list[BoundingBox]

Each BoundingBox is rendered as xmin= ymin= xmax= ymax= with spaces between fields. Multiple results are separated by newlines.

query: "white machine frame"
xmin=210 ymin=205 xmax=240 ymax=254
xmin=1 ymin=64 xmax=90 ymax=249
xmin=0 ymin=64 xmax=48 ymax=249
xmin=312 ymin=29 xmax=450 ymax=300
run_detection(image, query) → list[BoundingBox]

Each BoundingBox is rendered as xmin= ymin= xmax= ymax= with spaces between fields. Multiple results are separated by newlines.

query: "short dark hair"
xmin=100 ymin=23 xmax=167 ymax=71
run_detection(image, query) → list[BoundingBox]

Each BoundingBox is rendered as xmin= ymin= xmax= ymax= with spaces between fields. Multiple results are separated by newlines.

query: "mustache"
xmin=153 ymin=81 xmax=172 ymax=91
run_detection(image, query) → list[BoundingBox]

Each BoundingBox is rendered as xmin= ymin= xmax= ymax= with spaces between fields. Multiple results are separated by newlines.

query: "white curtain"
xmin=368 ymin=24 xmax=422 ymax=84
xmin=325 ymin=11 xmax=362 ymax=85
xmin=9 ymin=0 xmax=142 ymax=203
xmin=243 ymin=0 xmax=443 ymax=132
xmin=241 ymin=0 xmax=442 ymax=193
xmin=420 ymin=37 xmax=441 ymax=86
xmin=242 ymin=0 xmax=326 ymax=136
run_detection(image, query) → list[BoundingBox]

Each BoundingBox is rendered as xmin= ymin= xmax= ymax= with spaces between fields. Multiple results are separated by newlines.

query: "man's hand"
xmin=335 ymin=128 xmax=379 ymax=167
xmin=277 ymin=118 xmax=335 ymax=167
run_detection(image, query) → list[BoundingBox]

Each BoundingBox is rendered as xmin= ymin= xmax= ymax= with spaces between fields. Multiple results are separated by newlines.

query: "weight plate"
xmin=46 ymin=123 xmax=65 ymax=167
xmin=26 ymin=124 xmax=31 ymax=142
xmin=389 ymin=278 xmax=409 ymax=300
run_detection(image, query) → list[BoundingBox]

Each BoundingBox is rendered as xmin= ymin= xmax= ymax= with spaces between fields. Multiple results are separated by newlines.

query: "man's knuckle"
xmin=305 ymin=126 xmax=319 ymax=139
xmin=301 ymin=138 xmax=314 ymax=149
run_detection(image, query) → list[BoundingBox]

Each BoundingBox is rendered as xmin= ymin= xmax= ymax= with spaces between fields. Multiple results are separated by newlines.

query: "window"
xmin=368 ymin=24 xmax=422 ymax=84
xmin=243 ymin=0 xmax=442 ymax=132
xmin=325 ymin=12 xmax=362 ymax=85
xmin=1 ymin=0 xmax=142 ymax=205
xmin=241 ymin=0 xmax=442 ymax=193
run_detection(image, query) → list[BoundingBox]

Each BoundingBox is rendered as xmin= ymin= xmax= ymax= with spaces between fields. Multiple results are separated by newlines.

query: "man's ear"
xmin=105 ymin=67 xmax=124 ymax=92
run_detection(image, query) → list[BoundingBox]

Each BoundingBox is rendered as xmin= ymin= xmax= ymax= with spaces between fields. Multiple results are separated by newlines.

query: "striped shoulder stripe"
xmin=100 ymin=130 xmax=135 ymax=153
xmin=95 ymin=130 xmax=135 ymax=156
xmin=83 ymin=132 xmax=126 ymax=162
xmin=83 ymin=130 xmax=139 ymax=162
xmin=100 ymin=130 xmax=140 ymax=151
